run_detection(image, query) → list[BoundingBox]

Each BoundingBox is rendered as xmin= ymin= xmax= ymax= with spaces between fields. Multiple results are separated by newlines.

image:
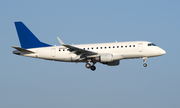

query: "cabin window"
xmin=59 ymin=49 xmax=61 ymax=51
xmin=125 ymin=46 xmax=127 ymax=48
xmin=129 ymin=45 xmax=131 ymax=47
xmin=96 ymin=47 xmax=98 ymax=49
xmin=113 ymin=46 xmax=115 ymax=48
xmin=83 ymin=48 xmax=85 ymax=50
xmin=117 ymin=46 xmax=119 ymax=48
xmin=101 ymin=47 xmax=102 ymax=49
xmin=92 ymin=47 xmax=93 ymax=49
xmin=133 ymin=45 xmax=135 ymax=47
xmin=105 ymin=47 xmax=107 ymax=49
xmin=87 ymin=48 xmax=89 ymax=50
xmin=121 ymin=46 xmax=123 ymax=48
xmin=109 ymin=46 xmax=111 ymax=48
xmin=63 ymin=49 xmax=65 ymax=51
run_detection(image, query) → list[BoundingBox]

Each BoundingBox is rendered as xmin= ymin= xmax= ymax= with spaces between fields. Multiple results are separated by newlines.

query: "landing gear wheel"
xmin=143 ymin=63 xmax=147 ymax=67
xmin=90 ymin=66 xmax=96 ymax=71
xmin=85 ymin=63 xmax=91 ymax=68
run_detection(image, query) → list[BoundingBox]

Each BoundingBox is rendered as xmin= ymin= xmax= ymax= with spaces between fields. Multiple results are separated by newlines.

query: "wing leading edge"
xmin=57 ymin=37 xmax=98 ymax=55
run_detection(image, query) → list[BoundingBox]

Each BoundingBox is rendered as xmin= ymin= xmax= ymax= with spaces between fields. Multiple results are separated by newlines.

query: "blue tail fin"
xmin=14 ymin=22 xmax=51 ymax=49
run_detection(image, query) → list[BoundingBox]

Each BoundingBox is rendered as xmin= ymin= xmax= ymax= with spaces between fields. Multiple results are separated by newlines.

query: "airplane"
xmin=12 ymin=22 xmax=166 ymax=71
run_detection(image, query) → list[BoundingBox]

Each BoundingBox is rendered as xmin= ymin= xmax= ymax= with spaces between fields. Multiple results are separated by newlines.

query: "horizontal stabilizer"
xmin=12 ymin=46 xmax=35 ymax=53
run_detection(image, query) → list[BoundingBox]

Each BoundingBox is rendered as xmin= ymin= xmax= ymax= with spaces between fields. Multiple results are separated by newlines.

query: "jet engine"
xmin=102 ymin=60 xmax=120 ymax=66
xmin=100 ymin=54 xmax=113 ymax=62
xmin=93 ymin=54 xmax=113 ymax=62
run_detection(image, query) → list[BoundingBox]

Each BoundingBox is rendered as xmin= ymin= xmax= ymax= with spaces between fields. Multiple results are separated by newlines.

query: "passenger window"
xmin=63 ymin=49 xmax=65 ymax=51
xmin=109 ymin=46 xmax=111 ymax=48
xmin=96 ymin=47 xmax=98 ymax=49
xmin=121 ymin=46 xmax=123 ymax=48
xmin=101 ymin=47 xmax=102 ymax=49
xmin=117 ymin=46 xmax=119 ymax=48
xmin=92 ymin=47 xmax=93 ymax=49
xmin=59 ymin=49 xmax=61 ymax=51
xmin=125 ymin=46 xmax=127 ymax=48
xmin=113 ymin=46 xmax=115 ymax=48
xmin=133 ymin=45 xmax=135 ymax=47
xmin=129 ymin=45 xmax=131 ymax=47
xmin=87 ymin=48 xmax=89 ymax=50
xmin=105 ymin=47 xmax=106 ymax=49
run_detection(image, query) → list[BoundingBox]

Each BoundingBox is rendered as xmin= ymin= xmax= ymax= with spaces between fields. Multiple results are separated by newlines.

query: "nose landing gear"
xmin=143 ymin=63 xmax=147 ymax=67
xmin=143 ymin=57 xmax=148 ymax=67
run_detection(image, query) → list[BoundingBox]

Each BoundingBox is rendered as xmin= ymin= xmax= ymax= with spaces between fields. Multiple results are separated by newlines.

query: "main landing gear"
xmin=143 ymin=57 xmax=148 ymax=67
xmin=85 ymin=62 xmax=96 ymax=71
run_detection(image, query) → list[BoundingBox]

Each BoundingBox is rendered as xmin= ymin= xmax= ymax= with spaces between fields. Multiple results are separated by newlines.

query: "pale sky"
xmin=1 ymin=0 xmax=180 ymax=108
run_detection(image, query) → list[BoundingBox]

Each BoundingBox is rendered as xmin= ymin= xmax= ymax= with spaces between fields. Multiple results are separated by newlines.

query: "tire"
xmin=143 ymin=63 xmax=147 ymax=67
xmin=90 ymin=66 xmax=96 ymax=71
xmin=86 ymin=63 xmax=91 ymax=68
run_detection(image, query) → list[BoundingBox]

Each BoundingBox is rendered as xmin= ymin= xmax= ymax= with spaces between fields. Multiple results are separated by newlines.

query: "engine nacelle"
xmin=100 ymin=54 xmax=113 ymax=62
xmin=102 ymin=60 xmax=120 ymax=66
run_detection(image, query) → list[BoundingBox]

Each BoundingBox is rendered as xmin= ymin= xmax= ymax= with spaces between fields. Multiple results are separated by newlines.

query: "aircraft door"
xmin=51 ymin=48 xmax=56 ymax=57
xmin=138 ymin=43 xmax=143 ymax=52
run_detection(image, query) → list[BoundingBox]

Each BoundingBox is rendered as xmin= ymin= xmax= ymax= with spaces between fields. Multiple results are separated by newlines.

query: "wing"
xmin=63 ymin=44 xmax=98 ymax=55
xmin=57 ymin=37 xmax=98 ymax=56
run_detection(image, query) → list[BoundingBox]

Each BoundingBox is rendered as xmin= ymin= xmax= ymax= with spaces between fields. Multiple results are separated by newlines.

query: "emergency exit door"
xmin=138 ymin=43 xmax=143 ymax=52
xmin=51 ymin=48 xmax=56 ymax=57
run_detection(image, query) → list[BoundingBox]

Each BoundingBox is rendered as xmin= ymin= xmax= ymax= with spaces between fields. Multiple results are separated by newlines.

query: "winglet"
xmin=57 ymin=37 xmax=65 ymax=45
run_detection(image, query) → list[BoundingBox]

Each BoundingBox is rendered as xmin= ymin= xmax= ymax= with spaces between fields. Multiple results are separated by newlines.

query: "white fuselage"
xmin=13 ymin=22 xmax=166 ymax=70
xmin=20 ymin=41 xmax=166 ymax=62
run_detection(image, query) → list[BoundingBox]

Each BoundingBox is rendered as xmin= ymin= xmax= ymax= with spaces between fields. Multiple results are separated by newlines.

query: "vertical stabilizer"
xmin=14 ymin=22 xmax=51 ymax=49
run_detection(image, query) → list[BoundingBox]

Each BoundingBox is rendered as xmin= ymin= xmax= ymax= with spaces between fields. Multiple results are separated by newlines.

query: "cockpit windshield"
xmin=148 ymin=43 xmax=157 ymax=46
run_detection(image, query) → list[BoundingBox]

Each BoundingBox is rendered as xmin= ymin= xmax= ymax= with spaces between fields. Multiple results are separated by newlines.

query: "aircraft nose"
xmin=159 ymin=49 xmax=166 ymax=55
